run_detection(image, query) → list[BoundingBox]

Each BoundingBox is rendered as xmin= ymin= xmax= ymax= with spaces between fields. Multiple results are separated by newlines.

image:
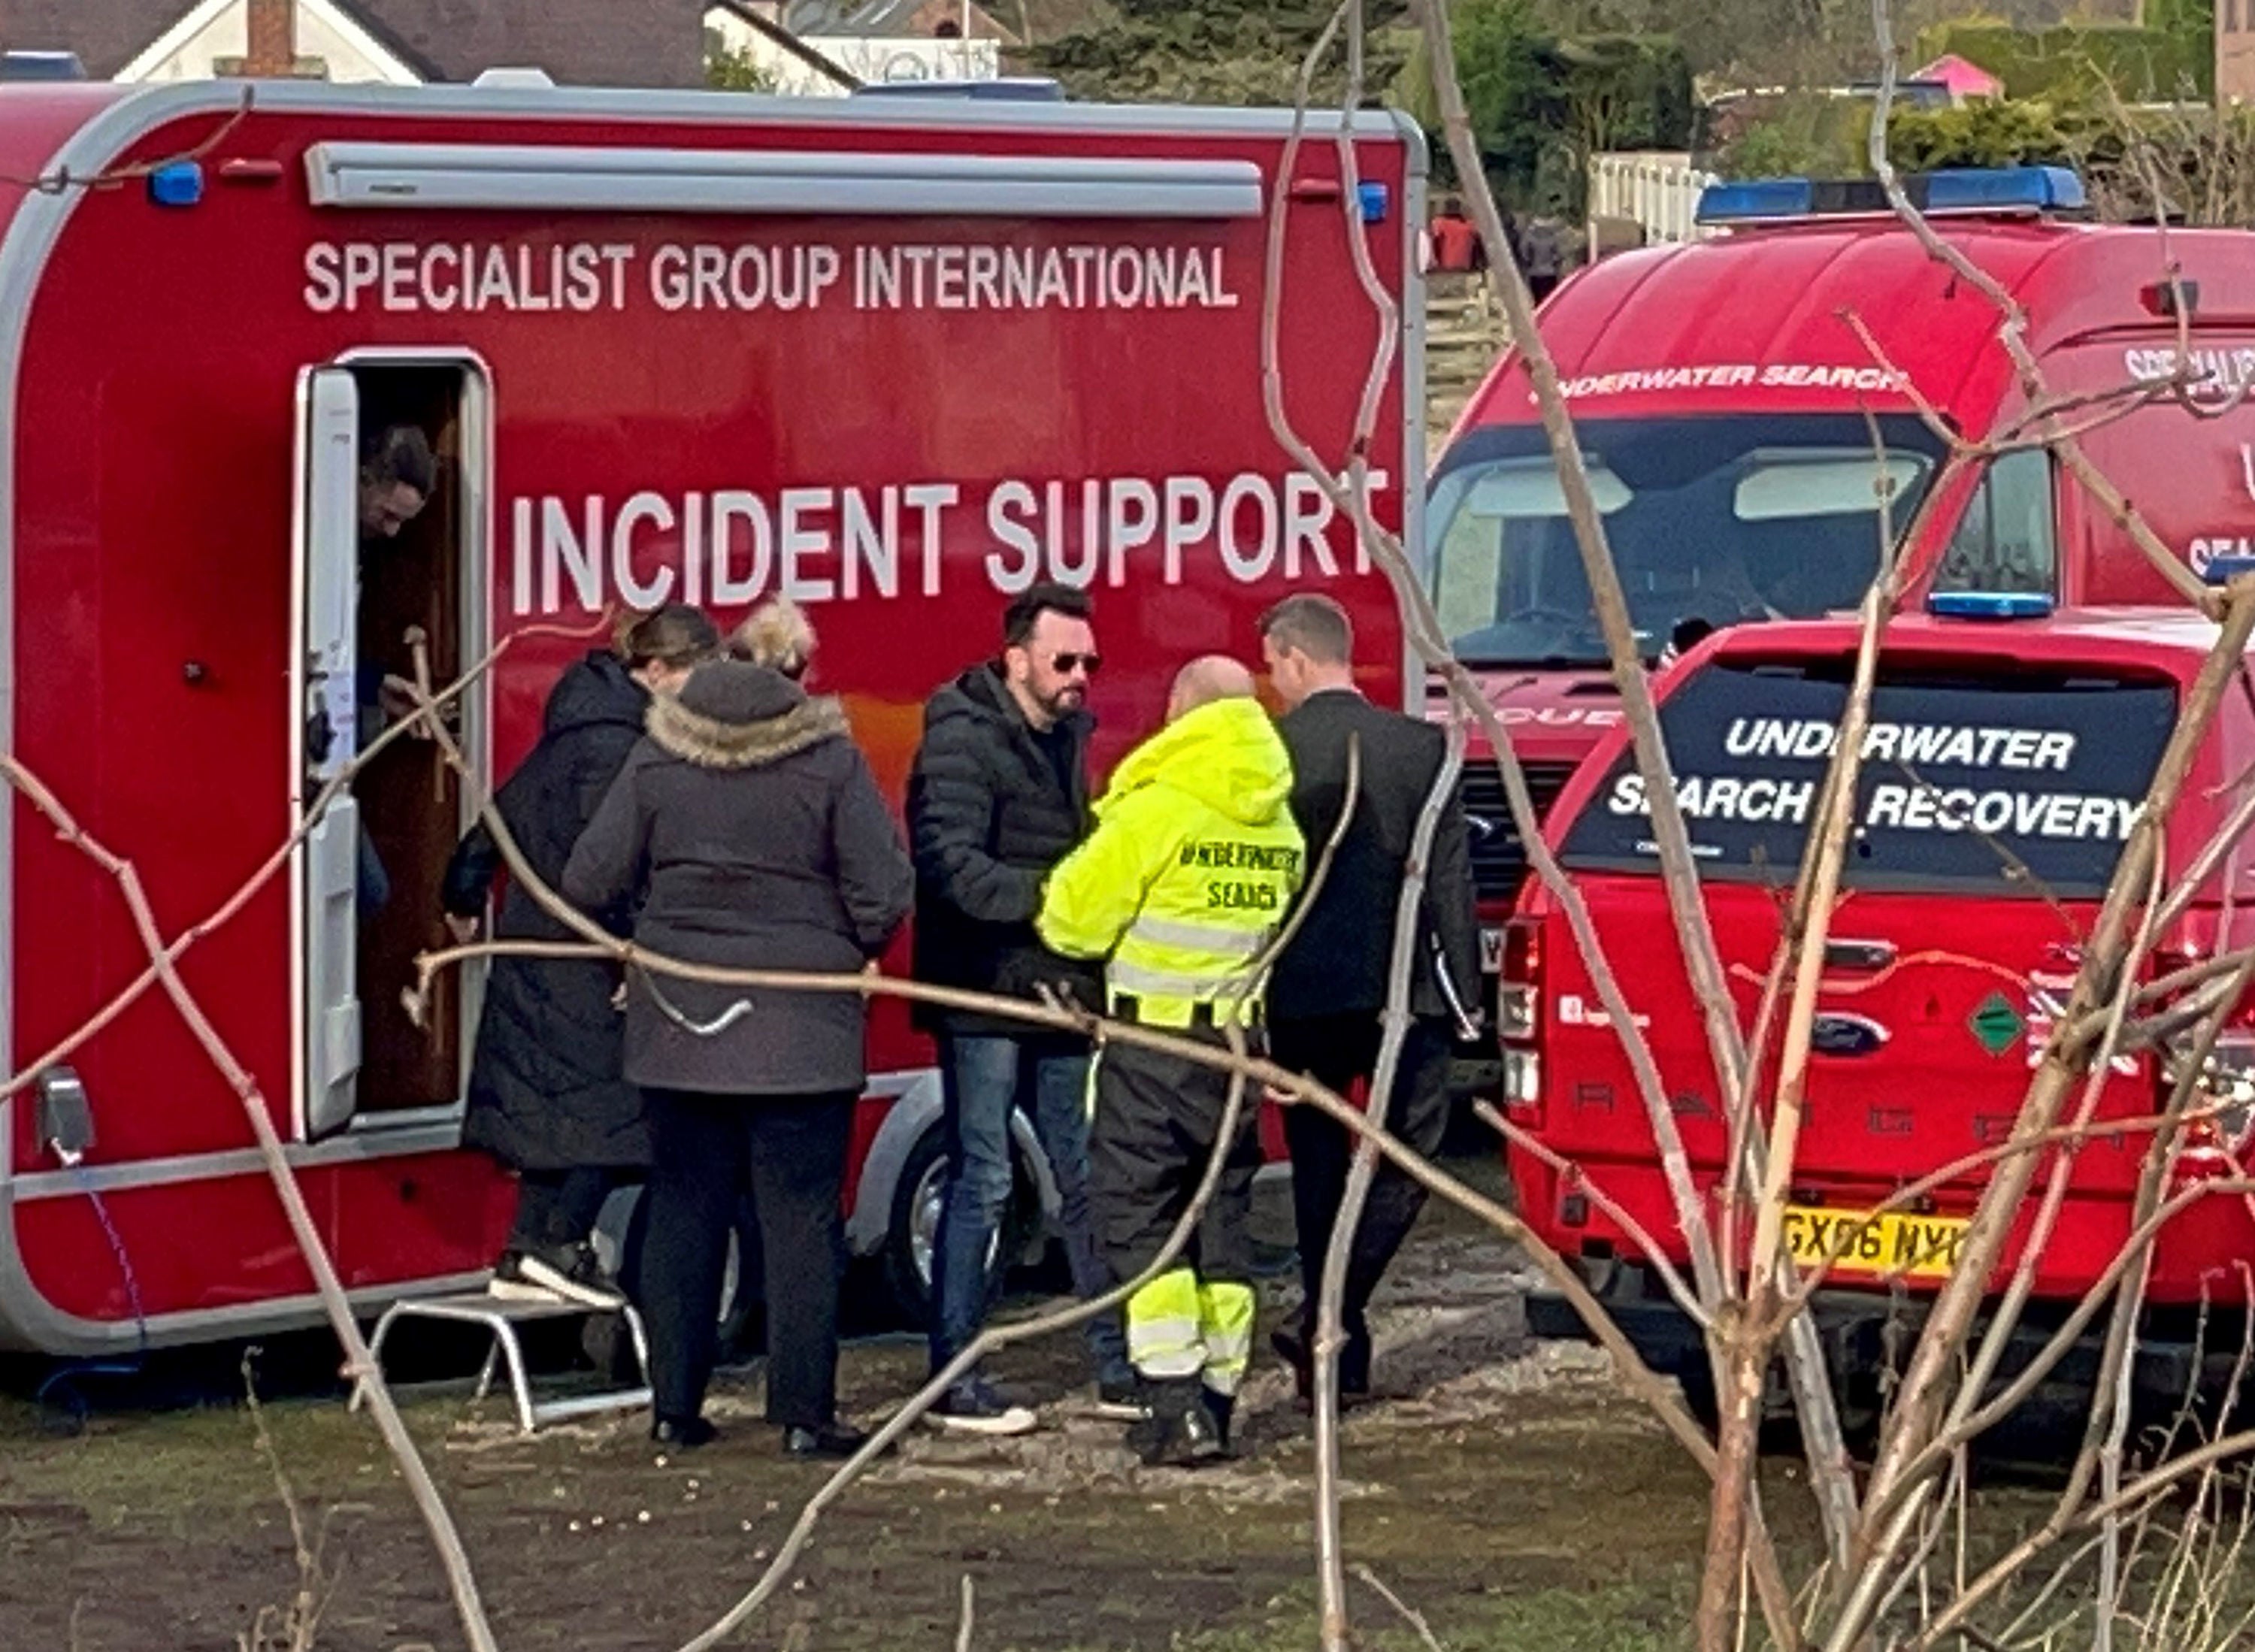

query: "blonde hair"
xmin=731 ymin=597 xmax=817 ymax=679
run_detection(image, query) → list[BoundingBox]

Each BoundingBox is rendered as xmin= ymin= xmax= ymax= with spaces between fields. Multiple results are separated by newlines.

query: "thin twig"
xmin=1351 ymin=1564 xmax=1446 ymax=1652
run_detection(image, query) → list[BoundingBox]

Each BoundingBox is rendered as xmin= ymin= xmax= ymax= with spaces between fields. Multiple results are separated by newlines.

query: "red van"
xmin=1428 ymin=167 xmax=2255 ymax=982
xmin=1503 ymin=594 xmax=2255 ymax=1424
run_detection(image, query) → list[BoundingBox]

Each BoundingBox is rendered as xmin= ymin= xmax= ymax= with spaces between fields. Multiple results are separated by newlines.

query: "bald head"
xmin=1167 ymin=655 xmax=1257 ymax=722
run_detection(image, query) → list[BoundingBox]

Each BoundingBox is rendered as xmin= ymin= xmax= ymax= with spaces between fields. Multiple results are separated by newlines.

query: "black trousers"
xmin=506 ymin=1166 xmax=634 ymax=1254
xmin=1270 ymin=1015 xmax=1454 ymax=1342
xmin=641 ymin=1088 xmax=853 ymax=1429
xmin=1088 ymin=1033 xmax=1264 ymax=1295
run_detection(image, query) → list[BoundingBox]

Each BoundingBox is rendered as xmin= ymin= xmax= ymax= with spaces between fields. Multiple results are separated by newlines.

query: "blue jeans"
xmin=929 ymin=1033 xmax=1131 ymax=1384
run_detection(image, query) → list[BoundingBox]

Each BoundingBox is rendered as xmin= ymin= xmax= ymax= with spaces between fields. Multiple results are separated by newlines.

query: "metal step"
xmin=349 ymin=1287 xmax=654 ymax=1435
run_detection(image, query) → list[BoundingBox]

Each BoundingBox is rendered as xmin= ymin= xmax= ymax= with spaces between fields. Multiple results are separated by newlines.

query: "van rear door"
xmin=293 ymin=367 xmax=365 ymax=1141
xmin=1546 ymin=650 xmax=2178 ymax=1257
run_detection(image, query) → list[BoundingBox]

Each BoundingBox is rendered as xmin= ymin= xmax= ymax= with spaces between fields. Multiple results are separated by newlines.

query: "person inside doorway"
xmin=356 ymin=424 xmax=438 ymax=737
xmin=360 ymin=423 xmax=434 ymax=542
xmin=350 ymin=423 xmax=438 ymax=915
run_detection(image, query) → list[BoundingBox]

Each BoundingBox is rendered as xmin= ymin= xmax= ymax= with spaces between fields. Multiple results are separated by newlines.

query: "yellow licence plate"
xmin=1781 ymin=1206 xmax=1969 ymax=1281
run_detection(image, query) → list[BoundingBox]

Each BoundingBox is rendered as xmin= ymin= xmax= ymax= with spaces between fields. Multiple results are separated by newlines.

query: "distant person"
xmin=1258 ymin=594 xmax=1480 ymax=1408
xmin=907 ymin=584 xmax=1134 ymax=1435
xmin=1429 ymin=195 xmax=1478 ymax=274
xmin=1521 ymin=216 xmax=1565 ymax=303
xmin=1037 ymin=656 xmax=1305 ymax=1466
xmin=443 ymin=604 xmax=720 ymax=1310
xmin=565 ymin=652 xmax=913 ymax=1456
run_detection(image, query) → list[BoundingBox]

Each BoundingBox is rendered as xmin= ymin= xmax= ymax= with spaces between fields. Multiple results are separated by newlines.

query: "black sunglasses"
xmin=1049 ymin=651 xmax=1102 ymax=675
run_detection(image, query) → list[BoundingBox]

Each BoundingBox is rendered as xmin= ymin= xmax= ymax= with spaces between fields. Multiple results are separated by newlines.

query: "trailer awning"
xmin=302 ymin=141 xmax=1264 ymax=219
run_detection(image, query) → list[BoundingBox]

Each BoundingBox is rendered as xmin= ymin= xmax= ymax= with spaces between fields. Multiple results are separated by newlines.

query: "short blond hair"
xmin=731 ymin=597 xmax=816 ymax=679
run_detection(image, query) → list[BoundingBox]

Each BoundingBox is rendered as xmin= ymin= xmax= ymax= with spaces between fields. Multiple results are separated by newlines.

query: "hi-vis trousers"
xmin=1088 ymin=1027 xmax=1264 ymax=1396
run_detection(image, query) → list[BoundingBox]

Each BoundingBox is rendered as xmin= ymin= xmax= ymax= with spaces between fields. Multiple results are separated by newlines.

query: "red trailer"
xmin=0 ymin=76 xmax=1422 ymax=1355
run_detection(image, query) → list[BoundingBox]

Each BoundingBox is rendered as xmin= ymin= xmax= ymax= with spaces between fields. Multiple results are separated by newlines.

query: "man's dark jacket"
xmin=907 ymin=664 xmax=1103 ymax=1036
xmin=1270 ymin=688 xmax=1482 ymax=1026
xmin=442 ymin=649 xmax=649 ymax=1169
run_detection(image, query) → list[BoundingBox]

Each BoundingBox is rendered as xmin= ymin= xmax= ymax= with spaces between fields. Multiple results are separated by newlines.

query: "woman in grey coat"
xmin=564 ymin=653 xmax=913 ymax=1455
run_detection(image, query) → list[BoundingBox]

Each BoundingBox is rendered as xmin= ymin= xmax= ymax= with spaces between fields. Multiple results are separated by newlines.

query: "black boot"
xmin=1124 ymin=1378 xmax=1224 ymax=1468
xmin=1273 ymin=1321 xmax=1373 ymax=1411
xmin=652 ymin=1414 xmax=717 ymax=1450
xmin=782 ymin=1420 xmax=894 ymax=1460
xmin=1203 ymin=1388 xmax=1239 ymax=1459
xmin=1271 ymin=1322 xmax=1312 ymax=1405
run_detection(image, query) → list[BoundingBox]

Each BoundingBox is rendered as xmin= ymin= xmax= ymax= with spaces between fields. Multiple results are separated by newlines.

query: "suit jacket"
xmin=1270 ymin=688 xmax=1481 ymax=1026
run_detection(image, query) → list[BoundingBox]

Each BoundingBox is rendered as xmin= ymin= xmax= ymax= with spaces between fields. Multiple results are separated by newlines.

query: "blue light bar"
xmin=1694 ymin=177 xmax=1815 ymax=225
xmin=1927 ymin=591 xmax=2055 ymax=621
xmin=1923 ymin=165 xmax=2084 ymax=213
xmin=2202 ymin=553 xmax=2255 ymax=584
xmin=1695 ymin=166 xmax=2086 ymax=227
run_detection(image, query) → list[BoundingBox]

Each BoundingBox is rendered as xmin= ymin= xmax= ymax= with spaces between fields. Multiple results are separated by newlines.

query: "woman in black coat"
xmin=442 ymin=605 xmax=720 ymax=1309
xmin=564 ymin=649 xmax=913 ymax=1455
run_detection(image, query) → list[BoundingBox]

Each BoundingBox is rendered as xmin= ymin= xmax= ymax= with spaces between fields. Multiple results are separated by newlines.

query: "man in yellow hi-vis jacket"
xmin=1037 ymin=655 xmax=1306 ymax=1466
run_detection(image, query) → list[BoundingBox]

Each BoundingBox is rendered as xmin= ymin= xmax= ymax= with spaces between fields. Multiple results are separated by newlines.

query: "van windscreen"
xmin=1558 ymin=659 xmax=2178 ymax=897
xmin=1427 ymin=416 xmax=1946 ymax=667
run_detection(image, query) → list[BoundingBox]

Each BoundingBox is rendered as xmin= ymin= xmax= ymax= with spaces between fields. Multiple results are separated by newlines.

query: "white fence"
xmin=1586 ymin=151 xmax=1722 ymax=250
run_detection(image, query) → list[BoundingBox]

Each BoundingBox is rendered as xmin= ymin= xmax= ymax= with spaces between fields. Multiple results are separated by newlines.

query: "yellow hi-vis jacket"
xmin=1037 ymin=696 xmax=1306 ymax=1028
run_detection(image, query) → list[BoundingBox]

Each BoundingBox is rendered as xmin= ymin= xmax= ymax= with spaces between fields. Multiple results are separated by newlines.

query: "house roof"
xmin=0 ymin=1 xmax=192 ymax=79
xmin=351 ymin=0 xmax=707 ymax=88
xmin=1911 ymin=53 xmax=2004 ymax=101
xmin=0 ymin=0 xmax=709 ymax=86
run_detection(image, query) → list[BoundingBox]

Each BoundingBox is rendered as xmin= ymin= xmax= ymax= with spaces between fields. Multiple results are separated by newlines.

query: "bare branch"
xmin=1352 ymin=1564 xmax=1447 ymax=1652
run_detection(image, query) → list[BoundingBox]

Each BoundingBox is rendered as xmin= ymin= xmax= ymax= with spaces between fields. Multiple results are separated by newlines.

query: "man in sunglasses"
xmin=907 ymin=582 xmax=1135 ymax=1434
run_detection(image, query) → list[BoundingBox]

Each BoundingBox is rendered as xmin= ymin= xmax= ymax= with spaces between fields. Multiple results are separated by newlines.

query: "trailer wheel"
xmin=882 ymin=1119 xmax=1038 ymax=1328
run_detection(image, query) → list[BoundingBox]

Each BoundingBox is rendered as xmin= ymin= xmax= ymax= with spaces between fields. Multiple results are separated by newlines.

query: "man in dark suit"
xmin=1257 ymin=593 xmax=1482 ymax=1405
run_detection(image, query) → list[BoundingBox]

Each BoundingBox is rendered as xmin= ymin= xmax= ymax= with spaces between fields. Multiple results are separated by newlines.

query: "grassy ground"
xmin=0 ymin=1160 xmax=1738 ymax=1652
xmin=0 ymin=1355 xmax=1715 ymax=1651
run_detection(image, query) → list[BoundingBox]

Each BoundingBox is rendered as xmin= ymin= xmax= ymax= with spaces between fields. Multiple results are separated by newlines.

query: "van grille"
xmin=1458 ymin=760 xmax=1578 ymax=904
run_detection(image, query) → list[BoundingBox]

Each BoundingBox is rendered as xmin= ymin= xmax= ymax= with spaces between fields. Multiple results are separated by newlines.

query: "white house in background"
xmin=706 ymin=0 xmax=1007 ymax=97
xmin=116 ymin=0 xmax=416 ymax=83
xmin=0 ymin=0 xmax=707 ymax=88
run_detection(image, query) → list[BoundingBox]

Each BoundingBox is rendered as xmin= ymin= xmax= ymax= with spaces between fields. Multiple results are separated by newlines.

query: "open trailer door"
xmin=294 ymin=365 xmax=364 ymax=1141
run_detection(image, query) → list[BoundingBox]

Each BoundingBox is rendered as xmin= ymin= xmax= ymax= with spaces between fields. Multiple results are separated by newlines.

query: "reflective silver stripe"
xmin=1124 ymin=915 xmax=1270 ymax=958
xmin=1201 ymin=1360 xmax=1249 ymax=1396
xmin=1107 ymin=958 xmax=1238 ymax=999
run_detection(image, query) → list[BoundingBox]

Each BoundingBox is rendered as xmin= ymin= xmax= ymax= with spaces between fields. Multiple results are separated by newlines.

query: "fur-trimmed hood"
xmin=647 ymin=658 xmax=849 ymax=770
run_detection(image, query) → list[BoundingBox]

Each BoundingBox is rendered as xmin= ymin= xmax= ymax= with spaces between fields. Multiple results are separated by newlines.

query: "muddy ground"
xmin=0 ymin=1157 xmax=2065 ymax=1652
xmin=0 ymin=1156 xmax=1706 ymax=1652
